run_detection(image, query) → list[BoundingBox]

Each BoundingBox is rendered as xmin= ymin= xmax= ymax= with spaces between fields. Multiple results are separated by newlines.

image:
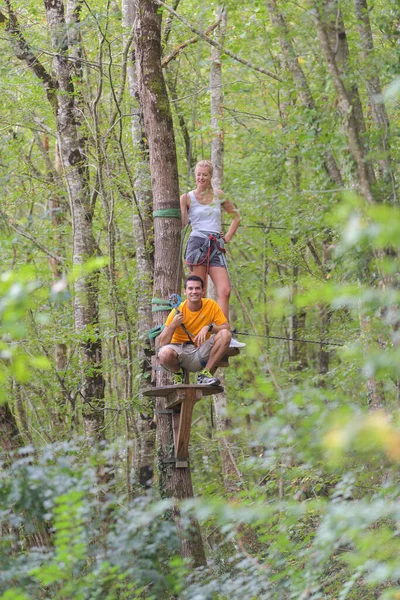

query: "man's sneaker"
xmin=197 ymin=369 xmax=220 ymax=386
xmin=172 ymin=369 xmax=185 ymax=385
xmin=229 ymin=337 xmax=246 ymax=348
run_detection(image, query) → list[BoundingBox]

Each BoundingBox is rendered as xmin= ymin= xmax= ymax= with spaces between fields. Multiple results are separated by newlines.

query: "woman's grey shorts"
xmin=184 ymin=234 xmax=227 ymax=269
xmin=159 ymin=337 xmax=215 ymax=372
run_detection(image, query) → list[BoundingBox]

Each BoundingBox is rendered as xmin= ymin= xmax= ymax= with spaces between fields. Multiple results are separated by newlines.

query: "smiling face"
xmin=195 ymin=165 xmax=212 ymax=191
xmin=184 ymin=279 xmax=204 ymax=303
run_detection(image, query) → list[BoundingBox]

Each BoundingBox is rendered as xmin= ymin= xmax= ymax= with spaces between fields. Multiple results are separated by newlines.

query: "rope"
xmin=234 ymin=331 xmax=344 ymax=347
xmin=243 ymin=223 xmax=287 ymax=230
xmin=184 ymin=232 xmax=228 ymax=283
xmin=153 ymin=208 xmax=181 ymax=219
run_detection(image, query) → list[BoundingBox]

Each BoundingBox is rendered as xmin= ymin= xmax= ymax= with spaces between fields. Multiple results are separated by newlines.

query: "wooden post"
xmin=143 ymin=384 xmax=223 ymax=467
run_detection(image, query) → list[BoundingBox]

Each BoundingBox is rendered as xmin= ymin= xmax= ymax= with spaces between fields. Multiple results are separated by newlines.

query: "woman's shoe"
xmin=229 ymin=338 xmax=246 ymax=348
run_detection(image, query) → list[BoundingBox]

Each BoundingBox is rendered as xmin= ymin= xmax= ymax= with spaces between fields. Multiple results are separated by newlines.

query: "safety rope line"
xmin=234 ymin=331 xmax=344 ymax=347
xmin=243 ymin=223 xmax=287 ymax=230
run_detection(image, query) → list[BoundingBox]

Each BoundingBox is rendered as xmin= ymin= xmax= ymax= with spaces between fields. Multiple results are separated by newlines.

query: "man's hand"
xmin=171 ymin=311 xmax=184 ymax=329
xmin=193 ymin=325 xmax=209 ymax=347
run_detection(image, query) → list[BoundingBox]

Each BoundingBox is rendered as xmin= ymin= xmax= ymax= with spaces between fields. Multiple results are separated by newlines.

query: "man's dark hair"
xmin=184 ymin=275 xmax=204 ymax=288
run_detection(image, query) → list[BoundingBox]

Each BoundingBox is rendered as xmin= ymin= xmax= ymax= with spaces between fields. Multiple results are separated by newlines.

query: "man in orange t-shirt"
xmin=158 ymin=275 xmax=231 ymax=385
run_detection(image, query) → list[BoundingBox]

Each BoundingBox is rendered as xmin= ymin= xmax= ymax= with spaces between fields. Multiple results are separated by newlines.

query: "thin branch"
xmin=162 ymin=18 xmax=222 ymax=67
xmin=110 ymin=24 xmax=136 ymax=126
xmin=0 ymin=210 xmax=65 ymax=263
xmin=221 ymin=436 xmax=243 ymax=481
xmin=0 ymin=121 xmax=55 ymax=136
xmin=155 ymin=0 xmax=283 ymax=82
xmin=162 ymin=0 xmax=181 ymax=47
xmin=223 ymin=105 xmax=280 ymax=122
xmin=306 ymin=239 xmax=323 ymax=268
xmin=3 ymin=1 xmax=56 ymax=107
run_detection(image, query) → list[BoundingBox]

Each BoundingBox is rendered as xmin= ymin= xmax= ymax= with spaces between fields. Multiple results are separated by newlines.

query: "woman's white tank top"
xmin=187 ymin=190 xmax=221 ymax=234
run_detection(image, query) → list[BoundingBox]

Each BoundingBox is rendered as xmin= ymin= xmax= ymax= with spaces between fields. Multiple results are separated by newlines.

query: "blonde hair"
xmin=195 ymin=159 xmax=213 ymax=176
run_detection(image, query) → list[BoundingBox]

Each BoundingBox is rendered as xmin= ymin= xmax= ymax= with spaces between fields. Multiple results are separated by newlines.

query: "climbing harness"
xmin=184 ymin=231 xmax=229 ymax=279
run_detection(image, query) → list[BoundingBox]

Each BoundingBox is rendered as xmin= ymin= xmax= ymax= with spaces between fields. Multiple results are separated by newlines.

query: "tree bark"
xmin=322 ymin=1 xmax=377 ymax=190
xmin=359 ymin=306 xmax=385 ymax=410
xmin=0 ymin=402 xmax=22 ymax=453
xmin=310 ymin=0 xmax=375 ymax=204
xmin=134 ymin=0 xmax=206 ymax=566
xmin=353 ymin=0 xmax=394 ymax=192
xmin=43 ymin=0 xmax=106 ymax=438
xmin=209 ymin=5 xmax=242 ymax=495
xmin=4 ymin=0 xmax=106 ymax=440
xmin=266 ymin=0 xmax=343 ymax=188
xmin=122 ymin=0 xmax=156 ymax=490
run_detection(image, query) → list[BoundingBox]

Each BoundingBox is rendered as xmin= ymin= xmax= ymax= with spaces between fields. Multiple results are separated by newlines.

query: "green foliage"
xmin=0 ymin=442 xmax=182 ymax=600
xmin=0 ymin=267 xmax=51 ymax=399
xmin=0 ymin=0 xmax=399 ymax=598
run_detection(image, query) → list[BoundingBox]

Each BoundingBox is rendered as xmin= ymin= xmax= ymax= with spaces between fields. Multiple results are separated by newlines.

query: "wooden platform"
xmin=143 ymin=384 xmax=224 ymax=397
xmin=143 ymin=384 xmax=224 ymax=468
xmin=146 ymin=347 xmax=240 ymax=468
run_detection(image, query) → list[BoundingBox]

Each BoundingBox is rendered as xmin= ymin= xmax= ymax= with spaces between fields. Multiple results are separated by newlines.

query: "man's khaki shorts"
xmin=159 ymin=336 xmax=215 ymax=372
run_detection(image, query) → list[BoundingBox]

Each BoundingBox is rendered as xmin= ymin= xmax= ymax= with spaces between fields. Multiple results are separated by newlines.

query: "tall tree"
xmin=4 ymin=0 xmax=106 ymax=438
xmin=310 ymin=0 xmax=375 ymax=204
xmin=354 ymin=0 xmax=395 ymax=194
xmin=134 ymin=0 xmax=206 ymax=565
xmin=122 ymin=0 xmax=156 ymax=489
xmin=209 ymin=5 xmax=242 ymax=495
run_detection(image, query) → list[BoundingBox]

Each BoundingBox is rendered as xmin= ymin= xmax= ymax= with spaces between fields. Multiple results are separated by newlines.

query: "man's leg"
xmin=158 ymin=346 xmax=187 ymax=385
xmin=205 ymin=329 xmax=232 ymax=373
xmin=158 ymin=346 xmax=181 ymax=372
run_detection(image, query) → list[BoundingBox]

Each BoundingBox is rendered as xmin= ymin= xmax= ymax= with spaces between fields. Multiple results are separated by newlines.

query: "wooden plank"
xmin=166 ymin=389 xmax=190 ymax=409
xmin=151 ymin=355 xmax=159 ymax=384
xmin=143 ymin=384 xmax=224 ymax=398
xmin=172 ymin=411 xmax=181 ymax=458
xmin=225 ymin=347 xmax=240 ymax=358
xmin=217 ymin=358 xmax=229 ymax=367
xmin=174 ymin=389 xmax=199 ymax=461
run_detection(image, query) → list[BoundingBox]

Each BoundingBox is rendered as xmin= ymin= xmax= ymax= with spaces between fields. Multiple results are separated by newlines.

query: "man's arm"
xmin=193 ymin=320 xmax=230 ymax=347
xmin=158 ymin=312 xmax=184 ymax=346
xmin=211 ymin=322 xmax=230 ymax=333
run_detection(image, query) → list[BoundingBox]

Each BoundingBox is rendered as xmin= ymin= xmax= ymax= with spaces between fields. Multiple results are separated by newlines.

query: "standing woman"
xmin=180 ymin=159 xmax=245 ymax=348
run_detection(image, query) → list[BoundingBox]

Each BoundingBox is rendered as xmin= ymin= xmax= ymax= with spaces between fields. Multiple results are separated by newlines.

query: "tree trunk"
xmin=0 ymin=402 xmax=22 ymax=453
xmin=322 ymin=1 xmax=377 ymax=191
xmin=209 ymin=5 xmax=242 ymax=495
xmin=266 ymin=0 xmax=343 ymax=188
xmin=122 ymin=0 xmax=156 ymax=490
xmin=359 ymin=306 xmax=385 ymax=410
xmin=134 ymin=0 xmax=206 ymax=566
xmin=353 ymin=0 xmax=394 ymax=192
xmin=310 ymin=0 xmax=375 ymax=204
xmin=5 ymin=0 xmax=106 ymax=440
xmin=43 ymin=0 xmax=106 ymax=439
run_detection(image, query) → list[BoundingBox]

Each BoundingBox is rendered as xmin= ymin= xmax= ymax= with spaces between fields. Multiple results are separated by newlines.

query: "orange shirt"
xmin=165 ymin=298 xmax=228 ymax=344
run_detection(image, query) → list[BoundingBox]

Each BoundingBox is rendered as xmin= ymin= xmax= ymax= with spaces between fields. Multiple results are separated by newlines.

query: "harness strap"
xmin=185 ymin=232 xmax=228 ymax=278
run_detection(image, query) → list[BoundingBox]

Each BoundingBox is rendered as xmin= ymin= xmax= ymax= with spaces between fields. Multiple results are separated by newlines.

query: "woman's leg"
xmin=190 ymin=265 xmax=208 ymax=296
xmin=209 ymin=266 xmax=231 ymax=319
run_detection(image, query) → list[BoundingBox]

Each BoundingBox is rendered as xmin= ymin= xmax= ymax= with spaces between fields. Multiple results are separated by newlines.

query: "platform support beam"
xmin=171 ymin=388 xmax=204 ymax=467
